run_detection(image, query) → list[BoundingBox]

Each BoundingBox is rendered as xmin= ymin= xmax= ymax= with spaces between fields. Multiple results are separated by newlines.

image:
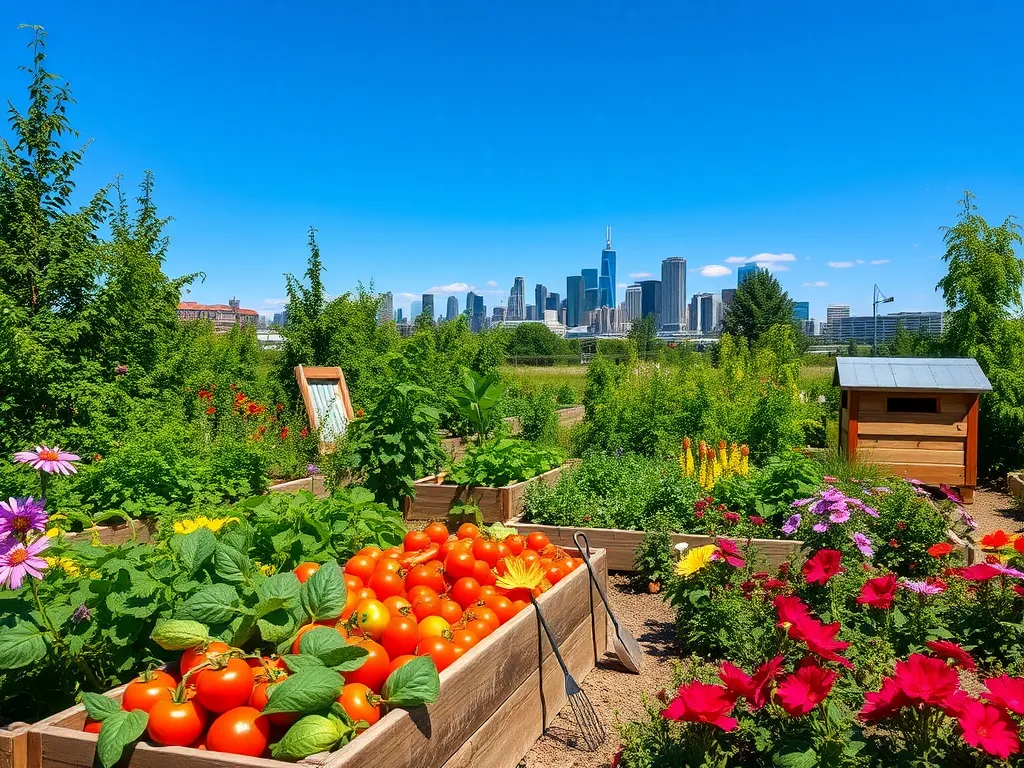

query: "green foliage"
xmin=722 ymin=269 xmax=795 ymax=344
xmin=513 ymin=388 xmax=560 ymax=445
xmin=453 ymin=369 xmax=506 ymax=442
xmin=503 ymin=322 xmax=574 ymax=360
xmin=628 ymin=314 xmax=661 ymax=361
xmin=448 ymin=437 xmax=561 ymax=488
xmin=635 ymin=521 xmax=676 ymax=588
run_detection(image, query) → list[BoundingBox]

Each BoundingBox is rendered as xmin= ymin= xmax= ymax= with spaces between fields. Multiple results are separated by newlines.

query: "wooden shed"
xmin=834 ymin=357 xmax=991 ymax=503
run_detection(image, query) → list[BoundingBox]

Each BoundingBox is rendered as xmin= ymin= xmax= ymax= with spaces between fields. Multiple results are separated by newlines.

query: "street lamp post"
xmin=873 ymin=284 xmax=894 ymax=356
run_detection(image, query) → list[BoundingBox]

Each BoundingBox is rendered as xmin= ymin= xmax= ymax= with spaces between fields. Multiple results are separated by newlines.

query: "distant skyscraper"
xmin=272 ymin=311 xmax=287 ymax=327
xmin=599 ymin=227 xmax=616 ymax=308
xmin=492 ymin=306 xmax=506 ymax=322
xmin=698 ymin=293 xmax=721 ymax=334
xmin=410 ymin=300 xmax=421 ymax=320
xmin=737 ymin=264 xmax=762 ymax=285
xmin=526 ymin=304 xmax=536 ymax=321
xmin=566 ymin=275 xmax=585 ymax=328
xmin=721 ymin=288 xmax=736 ymax=309
xmin=446 ymin=295 xmax=459 ymax=321
xmin=792 ymin=301 xmax=810 ymax=321
xmin=582 ymin=268 xmax=598 ymax=292
xmin=545 ymin=292 xmax=560 ymax=311
xmin=826 ymin=304 xmax=851 ymax=339
xmin=421 ymin=294 xmax=434 ymax=323
xmin=624 ymin=284 xmax=642 ymax=321
xmin=465 ymin=291 xmax=476 ymax=315
xmin=535 ymin=284 xmax=548 ymax=318
xmin=377 ymin=292 xmax=393 ymax=325
xmin=689 ymin=295 xmax=700 ymax=332
xmin=584 ymin=288 xmax=600 ymax=313
xmin=394 ymin=308 xmax=403 ymax=323
xmin=508 ymin=277 xmax=525 ymax=320
xmin=638 ymin=280 xmax=662 ymax=326
xmin=660 ymin=257 xmax=687 ymax=331
xmin=472 ymin=294 xmax=485 ymax=332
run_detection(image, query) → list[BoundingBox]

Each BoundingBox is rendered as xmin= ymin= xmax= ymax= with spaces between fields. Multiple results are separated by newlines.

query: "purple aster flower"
xmin=957 ymin=506 xmax=978 ymax=530
xmin=862 ymin=506 xmax=878 ymax=518
xmin=852 ymin=532 xmax=874 ymax=557
xmin=791 ymin=498 xmax=815 ymax=508
xmin=901 ymin=579 xmax=943 ymax=596
xmin=307 ymin=464 xmax=320 ymax=476
xmin=991 ymin=563 xmax=1024 ymax=579
xmin=71 ymin=603 xmax=92 ymax=623
xmin=782 ymin=514 xmax=802 ymax=535
xmin=114 ymin=364 xmax=128 ymax=376
xmin=0 ymin=536 xmax=49 ymax=589
xmin=12 ymin=446 xmax=80 ymax=476
xmin=813 ymin=522 xmax=829 ymax=534
xmin=830 ymin=508 xmax=851 ymax=524
xmin=0 ymin=498 xmax=47 ymax=540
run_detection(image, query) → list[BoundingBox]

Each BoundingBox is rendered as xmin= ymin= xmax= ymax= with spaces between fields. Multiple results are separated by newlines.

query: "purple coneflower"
xmin=0 ymin=498 xmax=47 ymax=541
xmin=852 ymin=532 xmax=874 ymax=558
xmin=0 ymin=536 xmax=49 ymax=589
xmin=813 ymin=522 xmax=829 ymax=534
xmin=991 ymin=563 xmax=1024 ymax=579
xmin=71 ymin=603 xmax=92 ymax=623
xmin=901 ymin=579 xmax=944 ymax=595
xmin=13 ymin=446 xmax=80 ymax=476
xmin=782 ymin=514 xmax=801 ymax=535
xmin=307 ymin=464 xmax=320 ymax=476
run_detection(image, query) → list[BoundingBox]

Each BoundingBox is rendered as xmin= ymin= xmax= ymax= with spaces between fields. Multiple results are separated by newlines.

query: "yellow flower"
xmin=729 ymin=444 xmax=741 ymax=474
xmin=45 ymin=557 xmax=81 ymax=577
xmin=258 ymin=562 xmax=276 ymax=576
xmin=496 ymin=557 xmax=546 ymax=592
xmin=174 ymin=515 xmax=240 ymax=535
xmin=675 ymin=545 xmax=718 ymax=577
xmin=46 ymin=527 xmax=61 ymax=538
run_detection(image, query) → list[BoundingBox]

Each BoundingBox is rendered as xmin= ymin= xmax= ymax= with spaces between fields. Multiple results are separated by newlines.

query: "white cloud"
xmin=725 ymin=253 xmax=797 ymax=266
xmin=767 ymin=265 xmax=789 ymax=272
xmin=913 ymin=243 xmax=920 ymax=248
xmin=396 ymin=292 xmax=418 ymax=301
xmin=628 ymin=272 xmax=653 ymax=279
xmin=426 ymin=282 xmax=473 ymax=294
xmin=803 ymin=281 xmax=829 ymax=287
xmin=486 ymin=280 xmax=498 ymax=288
xmin=699 ymin=264 xmax=731 ymax=278
xmin=828 ymin=261 xmax=855 ymax=268
xmin=855 ymin=259 xmax=865 ymax=265
xmin=871 ymin=259 xmax=890 ymax=265
xmin=261 ymin=298 xmax=288 ymax=307
xmin=616 ymin=282 xmax=630 ymax=288
xmin=724 ymin=256 xmax=747 ymax=264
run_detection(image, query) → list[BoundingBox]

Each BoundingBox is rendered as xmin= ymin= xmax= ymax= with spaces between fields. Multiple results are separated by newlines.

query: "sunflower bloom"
xmin=496 ymin=557 xmax=546 ymax=592
xmin=676 ymin=544 xmax=718 ymax=577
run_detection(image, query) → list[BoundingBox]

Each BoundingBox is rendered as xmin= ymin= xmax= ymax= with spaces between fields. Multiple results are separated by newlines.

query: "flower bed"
xmin=404 ymin=467 xmax=563 ymax=524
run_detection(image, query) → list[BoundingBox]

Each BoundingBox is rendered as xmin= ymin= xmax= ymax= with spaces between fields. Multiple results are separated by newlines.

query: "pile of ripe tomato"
xmin=85 ymin=522 xmax=581 ymax=757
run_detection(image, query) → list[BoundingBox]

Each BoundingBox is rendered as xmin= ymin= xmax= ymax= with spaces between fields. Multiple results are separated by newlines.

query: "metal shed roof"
xmin=833 ymin=357 xmax=992 ymax=392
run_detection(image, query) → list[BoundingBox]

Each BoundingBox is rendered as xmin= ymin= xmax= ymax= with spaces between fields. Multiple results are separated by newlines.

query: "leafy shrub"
xmin=448 ymin=438 xmax=561 ymax=488
xmin=515 ymin=389 xmax=559 ymax=445
xmin=554 ymin=383 xmax=578 ymax=406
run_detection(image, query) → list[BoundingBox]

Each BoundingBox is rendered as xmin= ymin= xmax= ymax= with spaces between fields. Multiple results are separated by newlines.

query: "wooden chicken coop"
xmin=834 ymin=357 xmax=991 ymax=503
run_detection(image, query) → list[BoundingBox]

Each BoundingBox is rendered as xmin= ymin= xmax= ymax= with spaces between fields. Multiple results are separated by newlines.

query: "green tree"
xmin=628 ymin=314 xmax=660 ymax=360
xmin=504 ymin=323 xmax=572 ymax=362
xmin=722 ymin=269 xmax=794 ymax=344
xmin=877 ymin=321 xmax=936 ymax=358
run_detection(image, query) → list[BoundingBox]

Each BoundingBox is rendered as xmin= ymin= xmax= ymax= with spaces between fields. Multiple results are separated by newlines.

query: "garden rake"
xmin=529 ymin=593 xmax=606 ymax=752
xmin=573 ymin=530 xmax=644 ymax=673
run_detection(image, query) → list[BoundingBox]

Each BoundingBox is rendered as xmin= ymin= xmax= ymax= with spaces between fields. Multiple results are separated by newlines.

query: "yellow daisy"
xmin=675 ymin=544 xmax=718 ymax=578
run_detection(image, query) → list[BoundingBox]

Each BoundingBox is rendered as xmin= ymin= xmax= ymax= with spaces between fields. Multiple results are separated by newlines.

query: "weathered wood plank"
xmin=966 ymin=395 xmax=979 ymax=487
xmin=404 ymin=468 xmax=563 ymax=524
xmin=858 ymin=438 xmax=965 ymax=451
xmin=883 ymin=464 xmax=965 ymax=484
xmin=858 ymin=412 xmax=966 ymax=427
xmin=858 ymin=421 xmax=966 ymax=438
xmin=857 ymin=448 xmax=964 ymax=466
xmin=0 ymin=725 xmax=29 ymax=768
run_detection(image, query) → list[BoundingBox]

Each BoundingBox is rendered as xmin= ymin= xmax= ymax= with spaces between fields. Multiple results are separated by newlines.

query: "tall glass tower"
xmin=566 ymin=275 xmax=585 ymax=328
xmin=599 ymin=227 xmax=616 ymax=308
xmin=660 ymin=257 xmax=687 ymax=331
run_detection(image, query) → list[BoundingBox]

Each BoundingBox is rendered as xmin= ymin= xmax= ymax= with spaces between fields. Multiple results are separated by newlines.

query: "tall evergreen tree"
xmin=721 ymin=269 xmax=794 ymax=344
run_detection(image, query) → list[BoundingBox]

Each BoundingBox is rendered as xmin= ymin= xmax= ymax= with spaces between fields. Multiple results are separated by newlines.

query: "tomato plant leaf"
xmin=269 ymin=714 xmax=342 ymax=761
xmin=82 ymin=693 xmax=121 ymax=721
xmin=150 ymin=619 xmax=210 ymax=650
xmin=257 ymin=609 xmax=297 ymax=644
xmin=179 ymin=584 xmax=240 ymax=624
xmin=299 ymin=628 xmax=369 ymax=671
xmin=300 ymin=562 xmax=344 ymax=621
xmin=95 ymin=709 xmax=148 ymax=768
xmin=381 ymin=654 xmax=440 ymax=707
xmin=257 ymin=572 xmax=301 ymax=604
xmin=0 ymin=621 xmax=48 ymax=669
xmin=262 ymin=667 xmax=344 ymax=715
xmin=178 ymin=529 xmax=217 ymax=574
xmin=281 ymin=653 xmax=326 ymax=672
xmin=213 ymin=543 xmax=252 ymax=584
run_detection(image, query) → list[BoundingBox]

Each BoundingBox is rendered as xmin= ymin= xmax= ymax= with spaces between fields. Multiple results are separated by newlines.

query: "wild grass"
xmin=499 ymin=365 xmax=588 ymax=398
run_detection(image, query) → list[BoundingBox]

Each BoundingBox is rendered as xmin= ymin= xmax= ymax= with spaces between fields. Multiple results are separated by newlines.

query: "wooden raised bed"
xmin=59 ymin=518 xmax=156 ymax=547
xmin=0 ymin=723 xmax=29 ymax=768
xmin=29 ymin=549 xmax=609 ymax=768
xmin=440 ymin=406 xmax=585 ymax=462
xmin=268 ymin=474 xmax=329 ymax=497
xmin=509 ymin=519 xmax=803 ymax=571
xmin=404 ymin=467 xmax=564 ymax=524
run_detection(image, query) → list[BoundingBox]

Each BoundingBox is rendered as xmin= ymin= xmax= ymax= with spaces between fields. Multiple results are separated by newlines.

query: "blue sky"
xmin=2 ymin=1 xmax=1022 ymax=319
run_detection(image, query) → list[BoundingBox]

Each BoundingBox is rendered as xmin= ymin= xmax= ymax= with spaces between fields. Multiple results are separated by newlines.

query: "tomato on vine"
xmin=337 ymin=683 xmax=381 ymax=727
xmin=194 ymin=658 xmax=254 ymax=713
xmin=180 ymin=641 xmax=230 ymax=676
xmin=249 ymin=680 xmax=297 ymax=727
xmin=205 ymin=706 xmax=270 ymax=757
xmin=121 ymin=669 xmax=175 ymax=714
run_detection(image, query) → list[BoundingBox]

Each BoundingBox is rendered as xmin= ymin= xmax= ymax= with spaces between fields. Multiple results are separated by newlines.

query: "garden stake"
xmin=529 ymin=593 xmax=605 ymax=751
xmin=573 ymin=530 xmax=644 ymax=673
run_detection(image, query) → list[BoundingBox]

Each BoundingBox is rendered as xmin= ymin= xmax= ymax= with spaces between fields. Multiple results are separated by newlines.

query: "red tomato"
xmin=452 ymin=629 xmax=480 ymax=657
xmin=444 ymin=550 xmax=477 ymax=581
xmin=368 ymin=570 xmax=406 ymax=600
xmin=291 ymin=623 xmax=342 ymax=655
xmin=544 ymin=562 xmax=567 ymax=586
xmin=472 ymin=538 xmax=501 ymax=567
xmin=457 ymin=523 xmax=480 ymax=540
xmin=482 ymin=595 xmax=518 ymax=625
xmin=83 ymin=718 xmax=102 ymax=734
xmin=341 ymin=588 xmax=360 ymax=621
xmin=205 ymin=706 xmax=270 ymax=757
xmin=473 ymin=606 xmax=501 ymax=632
xmin=374 ymin=557 xmax=403 ymax=575
xmin=121 ymin=670 xmax=175 ymax=714
xmin=383 ymin=595 xmax=412 ymax=616
xmin=147 ymin=699 xmax=207 ymax=747
xmin=404 ymin=530 xmax=431 ymax=552
xmin=526 ymin=532 xmax=551 ymax=552
xmin=357 ymin=546 xmax=383 ymax=561
xmin=416 ymin=637 xmax=457 ymax=672
xmin=504 ymin=534 xmax=525 ymax=556
xmin=417 ymin=616 xmax=451 ymax=640
xmin=381 ymin=616 xmax=420 ymax=658
xmin=353 ymin=599 xmax=391 ymax=640
xmin=248 ymin=681 xmax=297 ymax=727
xmin=438 ymin=598 xmax=463 ymax=624
xmin=496 ymin=543 xmax=512 ymax=561
xmin=473 ymin=559 xmax=497 ymax=586
xmin=381 ymin=546 xmax=404 ymax=559
xmin=520 ymin=550 xmax=541 ymax=567
xmin=405 ymin=564 xmax=445 ymax=593
xmin=438 ymin=535 xmax=459 ymax=561
xmin=389 ymin=654 xmax=417 ymax=673
xmin=344 ymin=574 xmax=364 ymax=593
xmin=424 ymin=522 xmax=450 ymax=546
xmin=407 ymin=585 xmax=439 ymax=604
xmin=344 ymin=639 xmax=391 ymax=693
xmin=337 ymin=683 xmax=380 ymax=728
xmin=464 ymin=618 xmax=492 ymax=639
xmin=293 ymin=562 xmax=320 ymax=583
xmin=179 ymin=641 xmax=230 ymax=677
xmin=411 ymin=593 xmax=442 ymax=621
xmin=345 ymin=555 xmax=375 ymax=582
xmin=449 ymin=577 xmax=482 ymax=609
xmin=355 ymin=587 xmax=377 ymax=603
xmin=194 ymin=658 xmax=255 ymax=713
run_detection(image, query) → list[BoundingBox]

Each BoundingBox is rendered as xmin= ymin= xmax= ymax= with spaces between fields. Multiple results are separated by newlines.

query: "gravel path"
xmin=521 ymin=574 xmax=677 ymax=768
xmin=968 ymin=486 xmax=1023 ymax=533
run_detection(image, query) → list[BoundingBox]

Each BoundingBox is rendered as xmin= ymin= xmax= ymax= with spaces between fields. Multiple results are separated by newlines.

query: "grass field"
xmin=500 ymin=364 xmax=588 ymax=398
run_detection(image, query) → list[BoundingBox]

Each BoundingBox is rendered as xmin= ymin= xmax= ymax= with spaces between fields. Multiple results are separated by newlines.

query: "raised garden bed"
xmin=268 ymin=474 xmax=329 ymax=497
xmin=440 ymin=406 xmax=585 ymax=462
xmin=1 ymin=723 xmax=29 ymax=768
xmin=509 ymin=518 xmax=803 ymax=571
xmin=27 ymin=548 xmax=608 ymax=768
xmin=404 ymin=467 xmax=564 ymax=524
xmin=1009 ymin=471 xmax=1024 ymax=500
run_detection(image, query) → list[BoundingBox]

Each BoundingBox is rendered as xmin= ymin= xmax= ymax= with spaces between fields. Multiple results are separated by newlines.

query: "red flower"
xmin=778 ymin=562 xmax=791 ymax=575
xmin=749 ymin=516 xmax=764 ymax=526
xmin=279 ymin=427 xmax=289 ymax=440
xmin=275 ymin=403 xmax=284 ymax=412
xmin=246 ymin=402 xmax=266 ymax=416
xmin=718 ymin=662 xmax=754 ymax=703
xmin=723 ymin=512 xmax=740 ymax=524
xmin=752 ymin=572 xmax=769 ymax=580
xmin=983 ymin=675 xmax=1024 ymax=715
xmin=774 ymin=595 xmax=812 ymax=629
xmin=927 ymin=542 xmax=953 ymax=558
xmin=896 ymin=521 xmax=908 ymax=531
xmin=718 ymin=657 xmax=783 ymax=711
xmin=895 ymin=654 xmax=960 ymax=707
xmin=775 ymin=660 xmax=837 ymax=717
xmin=763 ymin=578 xmax=787 ymax=590
xmin=1014 ymin=538 xmax=1024 ymax=555
xmin=714 ymin=538 xmax=745 ymax=568
xmin=355 ymin=408 xmax=365 ymax=418
xmin=300 ymin=427 xmax=309 ymax=438
xmin=958 ymin=699 xmax=1021 ymax=760
xmin=860 ymin=677 xmax=910 ymax=723
xmin=205 ymin=406 xmax=216 ymax=415
xmin=926 ymin=640 xmax=977 ymax=672
xmin=888 ymin=539 xmax=900 ymax=548
xmin=198 ymin=389 xmax=213 ymax=401
xmin=695 ymin=510 xmax=705 ymax=518
xmin=981 ymin=530 xmax=1013 ymax=550
xmin=960 ymin=564 xmax=1001 ymax=582
xmin=661 ymin=681 xmax=738 ymax=731
xmin=695 ymin=500 xmax=707 ymax=511
xmin=856 ymin=574 xmax=898 ymax=609
xmin=802 ymin=549 xmax=845 ymax=585
xmin=792 ymin=619 xmax=853 ymax=669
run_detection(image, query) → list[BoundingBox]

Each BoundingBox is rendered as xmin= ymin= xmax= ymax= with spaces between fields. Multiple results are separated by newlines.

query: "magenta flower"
xmin=791 ymin=498 xmax=815 ymax=508
xmin=0 ymin=536 xmax=49 ymax=589
xmin=829 ymin=509 xmax=851 ymax=524
xmin=13 ymin=446 xmax=80 ymax=476
xmin=901 ymin=579 xmax=944 ymax=596
xmin=307 ymin=464 xmax=320 ymax=476
xmin=782 ymin=514 xmax=802 ymax=535
xmin=992 ymin=563 xmax=1024 ymax=579
xmin=0 ymin=498 xmax=47 ymax=540
xmin=852 ymin=532 xmax=874 ymax=558
xmin=813 ymin=522 xmax=829 ymax=533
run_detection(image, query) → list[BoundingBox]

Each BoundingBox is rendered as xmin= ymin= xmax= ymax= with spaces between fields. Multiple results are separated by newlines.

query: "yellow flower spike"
xmin=675 ymin=545 xmax=718 ymax=577
xmin=495 ymin=556 xmax=546 ymax=593
xmin=740 ymin=445 xmax=750 ymax=476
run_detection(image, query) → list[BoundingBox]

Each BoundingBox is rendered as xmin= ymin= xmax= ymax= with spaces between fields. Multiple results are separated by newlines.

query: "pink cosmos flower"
xmin=901 ymin=579 xmax=945 ymax=595
xmin=0 ymin=498 xmax=47 ymax=540
xmin=0 ymin=536 xmax=49 ymax=589
xmin=13 ymin=446 xmax=80 ymax=475
xmin=852 ymin=532 xmax=874 ymax=558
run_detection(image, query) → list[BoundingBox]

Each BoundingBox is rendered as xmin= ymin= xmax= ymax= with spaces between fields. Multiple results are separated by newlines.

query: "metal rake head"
xmin=565 ymin=678 xmax=606 ymax=752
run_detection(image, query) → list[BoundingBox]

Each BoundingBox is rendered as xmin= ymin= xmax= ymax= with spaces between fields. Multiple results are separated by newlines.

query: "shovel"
xmin=573 ymin=530 xmax=644 ymax=673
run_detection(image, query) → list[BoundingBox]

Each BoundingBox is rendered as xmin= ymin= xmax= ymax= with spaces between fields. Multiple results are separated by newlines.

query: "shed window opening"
xmin=886 ymin=397 xmax=938 ymax=414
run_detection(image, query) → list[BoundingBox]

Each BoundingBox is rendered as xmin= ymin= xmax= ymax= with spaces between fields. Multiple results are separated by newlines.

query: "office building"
xmin=545 ymin=292 xmax=560 ymax=312
xmin=465 ymin=292 xmax=476 ymax=316
xmin=177 ymin=300 xmax=259 ymax=333
xmin=410 ymin=300 xmax=421 ymax=321
xmin=526 ymin=304 xmax=536 ymax=321
xmin=535 ymin=284 xmax=548 ymax=318
xmin=492 ymin=306 xmax=506 ymax=322
xmin=471 ymin=294 xmax=485 ymax=332
xmin=737 ymin=264 xmax=762 ymax=285
xmin=831 ymin=311 xmax=944 ymax=344
xmin=721 ymin=288 xmax=736 ymax=315
xmin=584 ymin=287 xmax=600 ymax=313
xmin=272 ymin=311 xmax=287 ymax=327
xmin=421 ymin=294 xmax=434 ymax=323
xmin=377 ymin=292 xmax=393 ymax=325
xmin=566 ymin=275 xmax=585 ymax=328
xmin=660 ymin=257 xmax=687 ymax=331
xmin=394 ymin=308 xmax=403 ymax=323
xmin=792 ymin=301 xmax=810 ymax=322
xmin=638 ymin=280 xmax=662 ymax=326
xmin=446 ymin=296 xmax=460 ymax=321
xmin=826 ymin=304 xmax=851 ymax=340
xmin=508 ymin=277 xmax=525 ymax=320
xmin=624 ymin=284 xmax=642 ymax=322
xmin=700 ymin=293 xmax=722 ymax=335
xmin=599 ymin=227 xmax=616 ymax=308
